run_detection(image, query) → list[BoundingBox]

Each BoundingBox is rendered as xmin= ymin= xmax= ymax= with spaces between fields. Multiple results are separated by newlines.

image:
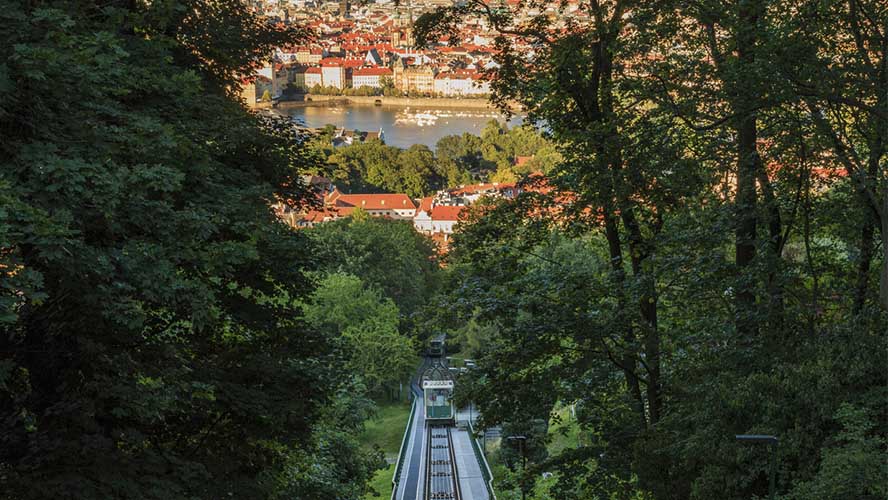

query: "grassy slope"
xmin=360 ymin=399 xmax=413 ymax=500
xmin=487 ymin=403 xmax=584 ymax=499
xmin=365 ymin=464 xmax=396 ymax=499
xmin=360 ymin=400 xmax=413 ymax=456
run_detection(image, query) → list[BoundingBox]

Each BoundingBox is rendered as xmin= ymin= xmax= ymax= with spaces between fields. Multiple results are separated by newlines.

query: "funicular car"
xmin=421 ymin=360 xmax=455 ymax=424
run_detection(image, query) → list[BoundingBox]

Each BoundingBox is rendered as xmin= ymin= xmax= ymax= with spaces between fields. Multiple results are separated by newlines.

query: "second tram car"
xmin=428 ymin=334 xmax=446 ymax=357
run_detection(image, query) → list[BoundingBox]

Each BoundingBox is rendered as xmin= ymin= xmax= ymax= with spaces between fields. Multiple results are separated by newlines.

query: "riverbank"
xmin=274 ymin=97 xmax=526 ymax=148
xmin=277 ymin=94 xmax=517 ymax=111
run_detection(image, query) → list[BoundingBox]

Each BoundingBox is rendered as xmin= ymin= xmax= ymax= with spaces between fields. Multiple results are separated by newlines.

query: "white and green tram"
xmin=422 ymin=361 xmax=455 ymax=423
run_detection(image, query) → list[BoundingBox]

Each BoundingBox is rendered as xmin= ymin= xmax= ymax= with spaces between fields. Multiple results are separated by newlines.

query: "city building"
xmin=304 ymin=67 xmax=323 ymax=88
xmin=321 ymin=61 xmax=346 ymax=88
xmin=413 ymin=205 xmax=467 ymax=235
xmin=393 ymin=60 xmax=436 ymax=94
xmin=291 ymin=66 xmax=307 ymax=89
xmin=352 ymin=66 xmax=393 ymax=88
xmin=433 ymin=70 xmax=490 ymax=96
xmin=326 ymin=190 xmax=417 ymax=219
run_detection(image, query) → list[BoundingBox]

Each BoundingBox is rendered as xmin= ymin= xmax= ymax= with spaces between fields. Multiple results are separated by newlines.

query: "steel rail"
xmin=424 ymin=424 xmax=461 ymax=500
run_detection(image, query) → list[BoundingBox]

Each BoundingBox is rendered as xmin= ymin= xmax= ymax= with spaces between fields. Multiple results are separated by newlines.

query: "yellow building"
xmin=393 ymin=60 xmax=436 ymax=94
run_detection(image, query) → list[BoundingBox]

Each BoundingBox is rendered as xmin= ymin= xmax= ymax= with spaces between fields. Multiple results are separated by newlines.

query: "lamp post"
xmin=506 ymin=435 xmax=528 ymax=500
xmin=735 ymin=434 xmax=778 ymax=500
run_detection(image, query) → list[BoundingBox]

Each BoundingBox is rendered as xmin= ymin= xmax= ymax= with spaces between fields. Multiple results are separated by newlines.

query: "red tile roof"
xmin=301 ymin=208 xmax=340 ymax=223
xmin=328 ymin=193 xmax=417 ymax=211
xmin=430 ymin=205 xmax=467 ymax=221
xmin=319 ymin=57 xmax=365 ymax=68
xmin=353 ymin=67 xmax=393 ymax=76
xmin=418 ymin=196 xmax=434 ymax=212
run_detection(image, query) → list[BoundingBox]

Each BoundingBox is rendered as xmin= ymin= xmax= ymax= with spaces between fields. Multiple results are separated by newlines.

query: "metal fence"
xmin=390 ymin=397 xmax=418 ymax=500
xmin=467 ymin=420 xmax=497 ymax=500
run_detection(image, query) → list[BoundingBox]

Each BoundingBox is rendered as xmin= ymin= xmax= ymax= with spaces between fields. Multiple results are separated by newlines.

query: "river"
xmin=282 ymin=104 xmax=524 ymax=149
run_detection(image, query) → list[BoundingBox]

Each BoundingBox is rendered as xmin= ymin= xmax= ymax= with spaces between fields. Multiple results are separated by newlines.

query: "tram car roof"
xmin=421 ymin=359 xmax=454 ymax=385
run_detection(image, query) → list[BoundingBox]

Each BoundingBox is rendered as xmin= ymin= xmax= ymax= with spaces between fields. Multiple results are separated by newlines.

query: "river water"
xmin=282 ymin=105 xmax=524 ymax=149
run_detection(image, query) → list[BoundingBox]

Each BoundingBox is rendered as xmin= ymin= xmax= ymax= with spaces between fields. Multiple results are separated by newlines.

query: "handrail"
xmin=467 ymin=420 xmax=497 ymax=500
xmin=390 ymin=397 xmax=418 ymax=500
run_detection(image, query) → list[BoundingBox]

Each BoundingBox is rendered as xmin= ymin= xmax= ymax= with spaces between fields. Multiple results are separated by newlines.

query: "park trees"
xmin=436 ymin=133 xmax=491 ymax=180
xmin=325 ymin=141 xmax=442 ymax=196
xmin=306 ymin=215 xmax=441 ymax=323
xmin=317 ymin=121 xmax=559 ymax=195
xmin=303 ymin=273 xmax=416 ymax=397
xmin=419 ymin=0 xmax=887 ymax=498
xmin=0 ymin=0 xmax=382 ymax=498
xmin=770 ymin=0 xmax=888 ymax=311
xmin=395 ymin=144 xmax=439 ymax=197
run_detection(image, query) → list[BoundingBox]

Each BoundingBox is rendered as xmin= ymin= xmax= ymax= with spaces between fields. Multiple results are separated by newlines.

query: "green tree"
xmin=771 ymin=0 xmax=888 ymax=311
xmin=395 ymin=144 xmax=438 ymax=197
xmin=418 ymin=1 xmax=888 ymax=499
xmin=380 ymin=76 xmax=398 ymax=97
xmin=303 ymin=273 xmax=416 ymax=395
xmin=306 ymin=216 xmax=441 ymax=324
xmin=790 ymin=404 xmax=888 ymax=500
xmin=0 ymin=0 xmax=373 ymax=498
xmin=435 ymin=132 xmax=491 ymax=179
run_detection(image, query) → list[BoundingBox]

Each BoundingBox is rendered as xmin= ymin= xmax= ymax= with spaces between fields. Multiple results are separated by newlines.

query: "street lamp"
xmin=505 ymin=435 xmax=528 ymax=500
xmin=735 ymin=434 xmax=778 ymax=500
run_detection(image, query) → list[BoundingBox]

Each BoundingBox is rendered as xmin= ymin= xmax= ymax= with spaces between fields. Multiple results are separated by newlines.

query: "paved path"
xmin=456 ymin=403 xmax=478 ymax=426
xmin=451 ymin=428 xmax=490 ymax=500
xmin=395 ymin=385 xmax=426 ymax=500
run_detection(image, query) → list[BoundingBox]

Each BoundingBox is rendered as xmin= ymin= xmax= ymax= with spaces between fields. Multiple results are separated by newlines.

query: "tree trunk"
xmin=881 ymin=193 xmax=888 ymax=311
xmin=603 ymin=205 xmax=648 ymax=429
xmin=854 ymin=131 xmax=880 ymax=315
xmin=598 ymin=28 xmax=663 ymax=424
xmin=853 ymin=218 xmax=875 ymax=314
xmin=616 ymin=203 xmax=662 ymax=424
xmin=756 ymin=171 xmax=784 ymax=332
xmin=640 ymin=282 xmax=661 ymax=424
xmin=734 ymin=0 xmax=762 ymax=337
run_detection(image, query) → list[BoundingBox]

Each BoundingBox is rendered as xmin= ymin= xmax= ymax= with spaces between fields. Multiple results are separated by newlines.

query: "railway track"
xmin=424 ymin=424 xmax=461 ymax=500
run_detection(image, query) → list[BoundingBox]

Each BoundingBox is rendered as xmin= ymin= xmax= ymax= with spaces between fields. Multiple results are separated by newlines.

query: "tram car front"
xmin=421 ymin=359 xmax=455 ymax=424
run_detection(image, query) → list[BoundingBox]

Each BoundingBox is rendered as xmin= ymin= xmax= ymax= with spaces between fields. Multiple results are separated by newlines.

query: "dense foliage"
xmin=417 ymin=0 xmax=887 ymax=499
xmin=303 ymin=272 xmax=417 ymax=397
xmin=306 ymin=213 xmax=442 ymax=327
xmin=307 ymin=120 xmax=561 ymax=196
xmin=0 ymin=0 xmax=385 ymax=498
